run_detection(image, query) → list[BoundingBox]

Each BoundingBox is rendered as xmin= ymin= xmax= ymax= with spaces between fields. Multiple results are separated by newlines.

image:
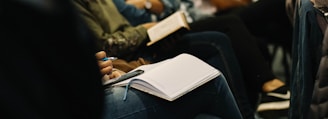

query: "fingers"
xmin=109 ymin=70 xmax=122 ymax=79
xmin=98 ymin=59 xmax=113 ymax=75
xmin=95 ymin=51 xmax=106 ymax=60
xmin=95 ymin=51 xmax=113 ymax=75
xmin=98 ymin=59 xmax=112 ymax=69
xmin=100 ymin=65 xmax=113 ymax=75
xmin=109 ymin=70 xmax=126 ymax=79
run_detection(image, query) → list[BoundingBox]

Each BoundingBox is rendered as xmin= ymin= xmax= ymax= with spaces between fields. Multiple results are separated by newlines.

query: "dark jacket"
xmin=309 ymin=17 xmax=328 ymax=119
xmin=289 ymin=0 xmax=323 ymax=118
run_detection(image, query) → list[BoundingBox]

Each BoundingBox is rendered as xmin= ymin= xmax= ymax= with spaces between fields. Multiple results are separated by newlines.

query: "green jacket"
xmin=73 ymin=0 xmax=148 ymax=58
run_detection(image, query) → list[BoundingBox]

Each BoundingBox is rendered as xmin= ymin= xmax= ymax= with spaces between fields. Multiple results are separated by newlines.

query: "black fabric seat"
xmin=0 ymin=0 xmax=104 ymax=119
xmin=309 ymin=5 xmax=328 ymax=118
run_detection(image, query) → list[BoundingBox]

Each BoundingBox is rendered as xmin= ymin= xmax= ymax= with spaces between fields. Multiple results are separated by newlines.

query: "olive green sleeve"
xmin=73 ymin=0 xmax=148 ymax=57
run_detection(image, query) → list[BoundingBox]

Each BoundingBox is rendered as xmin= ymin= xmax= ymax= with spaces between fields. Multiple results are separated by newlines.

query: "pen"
xmin=102 ymin=57 xmax=118 ymax=61
xmin=103 ymin=69 xmax=145 ymax=87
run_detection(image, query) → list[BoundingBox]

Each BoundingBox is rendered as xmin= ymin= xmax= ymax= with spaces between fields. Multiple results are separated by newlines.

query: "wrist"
xmin=144 ymin=0 xmax=152 ymax=10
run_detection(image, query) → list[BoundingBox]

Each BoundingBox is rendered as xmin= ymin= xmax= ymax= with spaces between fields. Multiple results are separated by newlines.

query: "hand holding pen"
xmin=95 ymin=51 xmax=117 ymax=75
xmin=95 ymin=51 xmax=144 ymax=87
xmin=102 ymin=56 xmax=127 ymax=79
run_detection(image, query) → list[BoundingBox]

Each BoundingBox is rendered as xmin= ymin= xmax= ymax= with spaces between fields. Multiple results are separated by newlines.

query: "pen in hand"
xmin=102 ymin=57 xmax=118 ymax=61
xmin=100 ymin=57 xmax=117 ymax=76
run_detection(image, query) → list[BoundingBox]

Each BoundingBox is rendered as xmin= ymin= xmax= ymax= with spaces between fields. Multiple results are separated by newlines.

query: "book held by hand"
xmin=107 ymin=53 xmax=221 ymax=101
xmin=146 ymin=11 xmax=190 ymax=46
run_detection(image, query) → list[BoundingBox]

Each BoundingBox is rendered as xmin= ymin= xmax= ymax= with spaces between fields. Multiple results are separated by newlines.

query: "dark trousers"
xmin=189 ymin=15 xmax=276 ymax=114
xmin=177 ymin=31 xmax=255 ymax=119
xmin=238 ymin=0 xmax=293 ymax=45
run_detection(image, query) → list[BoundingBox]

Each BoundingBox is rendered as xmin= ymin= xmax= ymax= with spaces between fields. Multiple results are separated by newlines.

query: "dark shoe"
xmin=257 ymin=85 xmax=290 ymax=112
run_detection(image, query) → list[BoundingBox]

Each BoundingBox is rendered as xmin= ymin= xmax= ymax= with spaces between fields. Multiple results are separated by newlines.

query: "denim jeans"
xmin=290 ymin=0 xmax=324 ymax=118
xmin=102 ymin=75 xmax=242 ymax=119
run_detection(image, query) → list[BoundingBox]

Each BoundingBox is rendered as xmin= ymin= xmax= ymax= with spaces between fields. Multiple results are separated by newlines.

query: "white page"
xmin=136 ymin=54 xmax=220 ymax=99
xmin=113 ymin=54 xmax=220 ymax=101
xmin=146 ymin=11 xmax=189 ymax=46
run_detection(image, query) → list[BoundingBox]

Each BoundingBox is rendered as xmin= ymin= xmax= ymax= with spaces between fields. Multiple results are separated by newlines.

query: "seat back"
xmin=289 ymin=0 xmax=324 ymax=118
xmin=308 ymin=3 xmax=328 ymax=118
xmin=0 ymin=0 xmax=104 ymax=119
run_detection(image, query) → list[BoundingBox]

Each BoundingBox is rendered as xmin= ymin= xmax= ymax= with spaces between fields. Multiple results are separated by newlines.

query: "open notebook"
xmin=104 ymin=53 xmax=221 ymax=101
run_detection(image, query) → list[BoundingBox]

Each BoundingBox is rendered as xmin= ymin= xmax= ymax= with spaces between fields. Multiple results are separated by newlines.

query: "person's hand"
xmin=109 ymin=69 xmax=126 ymax=79
xmin=102 ymin=69 xmax=126 ymax=82
xmin=95 ymin=51 xmax=113 ymax=75
xmin=126 ymin=0 xmax=146 ymax=9
xmin=141 ymin=22 xmax=157 ymax=29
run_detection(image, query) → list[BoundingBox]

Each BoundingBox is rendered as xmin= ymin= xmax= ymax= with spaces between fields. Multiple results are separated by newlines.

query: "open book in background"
xmin=112 ymin=53 xmax=221 ymax=101
xmin=146 ymin=11 xmax=190 ymax=46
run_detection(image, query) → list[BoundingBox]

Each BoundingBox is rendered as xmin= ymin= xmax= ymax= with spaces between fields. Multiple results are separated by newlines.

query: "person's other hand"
xmin=95 ymin=51 xmax=113 ymax=75
xmin=102 ymin=69 xmax=126 ymax=82
xmin=141 ymin=22 xmax=157 ymax=29
xmin=109 ymin=69 xmax=126 ymax=79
